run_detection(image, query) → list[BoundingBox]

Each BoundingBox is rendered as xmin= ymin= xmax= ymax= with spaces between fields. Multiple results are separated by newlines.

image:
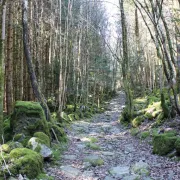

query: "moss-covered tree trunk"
xmin=22 ymin=0 xmax=51 ymax=121
xmin=0 ymin=2 xmax=6 ymax=143
xmin=119 ymin=0 xmax=133 ymax=120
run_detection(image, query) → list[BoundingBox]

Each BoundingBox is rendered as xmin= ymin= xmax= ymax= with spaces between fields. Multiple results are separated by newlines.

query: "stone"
xmin=28 ymin=137 xmax=52 ymax=159
xmin=101 ymin=151 xmax=115 ymax=156
xmin=104 ymin=176 xmax=116 ymax=180
xmin=84 ymin=155 xmax=104 ymax=166
xmin=82 ymin=162 xmax=91 ymax=169
xmin=132 ymin=161 xmax=149 ymax=176
xmin=76 ymin=143 xmax=86 ymax=149
xmin=10 ymin=101 xmax=50 ymax=137
xmin=63 ymin=155 xmax=76 ymax=160
xmin=60 ymin=166 xmax=80 ymax=178
xmin=122 ymin=174 xmax=140 ymax=180
xmin=109 ymin=166 xmax=130 ymax=178
xmin=82 ymin=171 xmax=94 ymax=178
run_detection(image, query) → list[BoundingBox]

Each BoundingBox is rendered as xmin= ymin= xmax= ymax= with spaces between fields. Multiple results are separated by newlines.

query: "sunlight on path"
xmin=46 ymin=91 xmax=180 ymax=180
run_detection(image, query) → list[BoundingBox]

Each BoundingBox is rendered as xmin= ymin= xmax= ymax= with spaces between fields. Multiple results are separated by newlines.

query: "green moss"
xmin=8 ymin=142 xmax=24 ymax=150
xmin=14 ymin=134 xmax=23 ymax=141
xmin=86 ymin=142 xmax=101 ymax=150
xmin=3 ymin=118 xmax=12 ymax=141
xmin=140 ymin=131 xmax=150 ymax=139
xmin=89 ymin=137 xmax=98 ymax=143
xmin=130 ymin=128 xmax=139 ymax=136
xmin=147 ymin=96 xmax=160 ymax=105
xmin=48 ymin=123 xmax=67 ymax=142
xmin=51 ymin=142 xmax=68 ymax=163
xmin=1 ymin=144 xmax=10 ymax=153
xmin=132 ymin=116 xmax=144 ymax=127
xmin=10 ymin=101 xmax=50 ymax=137
xmin=90 ymin=159 xmax=104 ymax=167
xmin=65 ymin=105 xmax=75 ymax=113
xmin=36 ymin=173 xmax=54 ymax=180
xmin=34 ymin=144 xmax=42 ymax=153
xmin=68 ymin=114 xmax=75 ymax=121
xmin=9 ymin=148 xmax=43 ymax=178
xmin=152 ymin=110 xmax=162 ymax=118
xmin=175 ymin=138 xmax=180 ymax=155
xmin=60 ymin=112 xmax=70 ymax=121
xmin=144 ymin=112 xmax=154 ymax=120
xmin=161 ymin=93 xmax=170 ymax=118
xmin=120 ymin=107 xmax=132 ymax=124
xmin=74 ymin=113 xmax=80 ymax=120
xmin=84 ymin=157 xmax=104 ymax=167
xmin=156 ymin=112 xmax=165 ymax=125
xmin=84 ymin=112 xmax=92 ymax=118
xmin=34 ymin=132 xmax=50 ymax=147
xmin=153 ymin=133 xmax=177 ymax=155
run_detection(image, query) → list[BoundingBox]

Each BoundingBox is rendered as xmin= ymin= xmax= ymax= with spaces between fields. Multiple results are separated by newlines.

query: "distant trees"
xmin=0 ymin=0 xmax=117 ymax=120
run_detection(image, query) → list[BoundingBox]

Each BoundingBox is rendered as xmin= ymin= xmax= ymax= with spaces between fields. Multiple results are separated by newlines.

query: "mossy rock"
xmin=132 ymin=116 xmax=144 ymax=128
xmin=36 ymin=173 xmax=54 ymax=180
xmin=7 ymin=148 xmax=43 ymax=178
xmin=86 ymin=142 xmax=100 ymax=150
xmin=153 ymin=133 xmax=177 ymax=155
xmin=3 ymin=118 xmax=12 ymax=141
xmin=156 ymin=112 xmax=165 ymax=125
xmin=34 ymin=132 xmax=50 ymax=147
xmin=140 ymin=131 xmax=150 ymax=139
xmin=1 ymin=144 xmax=10 ymax=153
xmin=10 ymin=101 xmax=50 ymax=137
xmin=8 ymin=142 xmax=24 ymax=151
xmin=152 ymin=110 xmax=162 ymax=118
xmin=175 ymin=138 xmax=180 ymax=155
xmin=144 ymin=112 xmax=154 ymax=120
xmin=28 ymin=137 xmax=52 ymax=158
xmin=13 ymin=133 xmax=31 ymax=147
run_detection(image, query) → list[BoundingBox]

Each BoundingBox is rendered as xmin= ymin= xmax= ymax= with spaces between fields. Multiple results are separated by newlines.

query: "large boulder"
xmin=28 ymin=137 xmax=52 ymax=159
xmin=0 ymin=148 xmax=43 ymax=179
xmin=10 ymin=101 xmax=50 ymax=137
xmin=153 ymin=133 xmax=177 ymax=155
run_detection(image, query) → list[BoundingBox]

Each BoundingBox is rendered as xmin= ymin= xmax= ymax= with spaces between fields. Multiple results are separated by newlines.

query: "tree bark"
xmin=22 ymin=0 xmax=51 ymax=121
xmin=0 ymin=1 xmax=6 ymax=143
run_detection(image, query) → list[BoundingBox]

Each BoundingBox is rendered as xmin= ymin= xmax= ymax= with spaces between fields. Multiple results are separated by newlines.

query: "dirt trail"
xmin=46 ymin=92 xmax=180 ymax=180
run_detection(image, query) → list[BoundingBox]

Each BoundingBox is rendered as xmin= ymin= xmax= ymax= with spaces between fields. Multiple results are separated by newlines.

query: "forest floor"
xmin=45 ymin=92 xmax=180 ymax=180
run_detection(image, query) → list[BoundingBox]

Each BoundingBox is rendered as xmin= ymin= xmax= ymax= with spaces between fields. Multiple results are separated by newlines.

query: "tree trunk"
xmin=22 ymin=0 xmax=51 ymax=121
xmin=0 ymin=2 xmax=6 ymax=143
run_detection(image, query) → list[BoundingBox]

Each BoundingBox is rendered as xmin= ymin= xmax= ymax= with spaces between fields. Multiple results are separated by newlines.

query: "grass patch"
xmin=86 ymin=142 xmax=101 ymax=150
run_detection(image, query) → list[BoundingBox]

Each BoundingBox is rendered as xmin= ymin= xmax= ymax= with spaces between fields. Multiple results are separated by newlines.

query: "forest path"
xmin=46 ymin=92 xmax=180 ymax=180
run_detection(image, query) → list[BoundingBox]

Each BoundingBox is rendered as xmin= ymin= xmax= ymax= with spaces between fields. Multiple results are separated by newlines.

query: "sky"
xmin=103 ymin=0 xmax=120 ymax=45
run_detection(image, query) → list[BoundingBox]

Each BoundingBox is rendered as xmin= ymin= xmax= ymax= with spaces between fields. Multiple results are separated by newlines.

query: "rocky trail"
xmin=46 ymin=92 xmax=180 ymax=180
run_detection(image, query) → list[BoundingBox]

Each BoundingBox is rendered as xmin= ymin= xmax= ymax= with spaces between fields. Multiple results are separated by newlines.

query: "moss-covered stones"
xmin=28 ymin=137 xmax=52 ymax=159
xmin=0 ymin=148 xmax=43 ymax=179
xmin=152 ymin=133 xmax=177 ymax=155
xmin=10 ymin=148 xmax=43 ymax=178
xmin=1 ymin=144 xmax=10 ymax=153
xmin=10 ymin=101 xmax=50 ymax=137
xmin=34 ymin=132 xmax=50 ymax=147
xmin=132 ymin=116 xmax=144 ymax=128
xmin=84 ymin=155 xmax=104 ymax=167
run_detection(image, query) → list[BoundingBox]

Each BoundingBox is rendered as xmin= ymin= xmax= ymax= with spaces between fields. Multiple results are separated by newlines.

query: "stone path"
xmin=46 ymin=92 xmax=180 ymax=180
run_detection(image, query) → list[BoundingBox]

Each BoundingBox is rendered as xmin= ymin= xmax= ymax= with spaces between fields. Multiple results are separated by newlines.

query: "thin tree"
xmin=22 ymin=0 xmax=51 ymax=121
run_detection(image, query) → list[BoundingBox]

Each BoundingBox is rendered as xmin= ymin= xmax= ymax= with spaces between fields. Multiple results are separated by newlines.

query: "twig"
xmin=51 ymin=128 xmax=59 ymax=143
